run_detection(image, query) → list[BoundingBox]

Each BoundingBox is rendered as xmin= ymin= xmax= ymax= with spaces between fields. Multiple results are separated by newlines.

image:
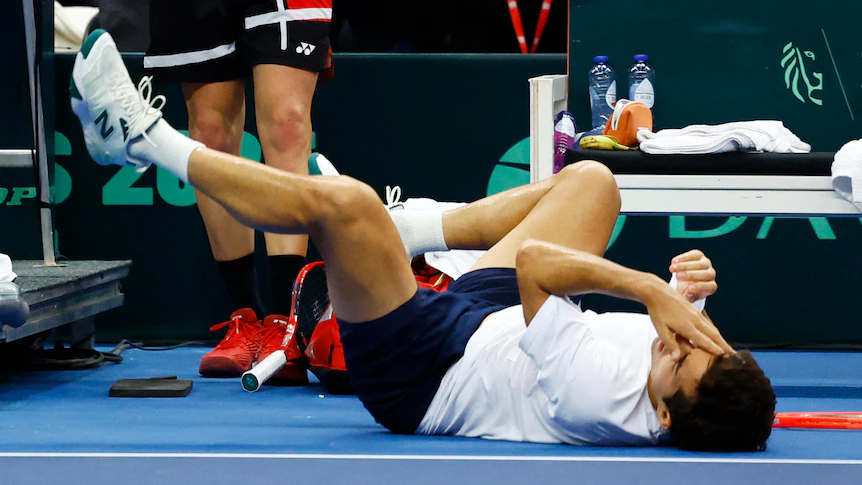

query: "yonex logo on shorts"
xmin=296 ymin=42 xmax=316 ymax=55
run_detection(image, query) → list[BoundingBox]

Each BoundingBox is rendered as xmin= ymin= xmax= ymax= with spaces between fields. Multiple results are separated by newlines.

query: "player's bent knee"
xmin=559 ymin=161 xmax=620 ymax=207
xmin=559 ymin=160 xmax=615 ymax=187
xmin=318 ymin=176 xmax=383 ymax=224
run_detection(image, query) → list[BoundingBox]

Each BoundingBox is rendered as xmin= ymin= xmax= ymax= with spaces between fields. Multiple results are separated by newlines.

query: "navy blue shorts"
xmin=338 ymin=268 xmax=521 ymax=434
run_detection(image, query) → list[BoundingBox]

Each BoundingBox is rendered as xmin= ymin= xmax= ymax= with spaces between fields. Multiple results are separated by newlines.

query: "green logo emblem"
xmin=781 ymin=42 xmax=824 ymax=105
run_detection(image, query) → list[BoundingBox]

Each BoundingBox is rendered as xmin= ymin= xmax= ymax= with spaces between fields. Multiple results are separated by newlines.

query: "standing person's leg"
xmin=252 ymin=66 xmax=316 ymax=317
xmin=144 ymin=0 xmax=264 ymax=376
xmin=181 ymin=81 xmax=264 ymax=317
xmin=241 ymin=0 xmax=334 ymax=317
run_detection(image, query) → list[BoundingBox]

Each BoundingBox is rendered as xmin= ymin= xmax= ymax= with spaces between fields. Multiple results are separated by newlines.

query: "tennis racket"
xmin=773 ymin=412 xmax=862 ymax=430
xmin=241 ymin=261 xmax=330 ymax=392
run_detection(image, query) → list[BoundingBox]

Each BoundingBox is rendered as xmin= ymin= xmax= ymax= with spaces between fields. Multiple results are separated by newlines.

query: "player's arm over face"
xmin=514 ymin=239 xmax=733 ymax=358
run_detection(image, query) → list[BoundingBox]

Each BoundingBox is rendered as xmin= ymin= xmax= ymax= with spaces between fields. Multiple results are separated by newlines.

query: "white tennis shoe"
xmin=70 ymin=29 xmax=164 ymax=171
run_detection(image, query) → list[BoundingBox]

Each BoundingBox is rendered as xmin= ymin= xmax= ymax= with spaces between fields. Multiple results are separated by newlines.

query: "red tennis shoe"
xmin=199 ymin=308 xmax=263 ymax=377
xmin=255 ymin=315 xmax=309 ymax=386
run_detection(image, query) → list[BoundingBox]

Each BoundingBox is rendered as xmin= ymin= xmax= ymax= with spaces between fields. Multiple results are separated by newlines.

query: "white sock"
xmin=128 ymin=119 xmax=204 ymax=184
xmin=388 ymin=209 xmax=448 ymax=259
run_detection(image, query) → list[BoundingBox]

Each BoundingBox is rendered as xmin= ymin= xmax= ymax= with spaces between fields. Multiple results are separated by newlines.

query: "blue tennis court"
xmin=1 ymin=347 xmax=861 ymax=484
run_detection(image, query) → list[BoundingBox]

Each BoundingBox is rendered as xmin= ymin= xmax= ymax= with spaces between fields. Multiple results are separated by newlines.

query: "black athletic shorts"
xmin=338 ymin=268 xmax=524 ymax=435
xmin=144 ymin=0 xmax=333 ymax=83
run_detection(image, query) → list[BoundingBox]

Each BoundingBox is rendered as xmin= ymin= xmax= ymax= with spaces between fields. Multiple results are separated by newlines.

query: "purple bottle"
xmin=553 ymin=111 xmax=577 ymax=174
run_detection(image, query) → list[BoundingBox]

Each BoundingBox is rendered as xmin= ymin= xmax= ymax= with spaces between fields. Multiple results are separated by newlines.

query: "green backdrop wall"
xmin=3 ymin=51 xmax=862 ymax=348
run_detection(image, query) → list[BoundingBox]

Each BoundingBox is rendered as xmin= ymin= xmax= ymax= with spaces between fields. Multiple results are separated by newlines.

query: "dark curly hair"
xmin=666 ymin=350 xmax=776 ymax=451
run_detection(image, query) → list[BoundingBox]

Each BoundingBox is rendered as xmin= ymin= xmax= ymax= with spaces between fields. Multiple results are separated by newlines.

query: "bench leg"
xmin=67 ymin=315 xmax=95 ymax=350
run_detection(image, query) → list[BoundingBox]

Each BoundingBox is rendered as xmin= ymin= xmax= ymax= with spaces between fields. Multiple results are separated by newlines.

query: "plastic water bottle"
xmin=628 ymin=54 xmax=656 ymax=110
xmin=553 ymin=111 xmax=576 ymax=174
xmin=588 ymin=56 xmax=617 ymax=129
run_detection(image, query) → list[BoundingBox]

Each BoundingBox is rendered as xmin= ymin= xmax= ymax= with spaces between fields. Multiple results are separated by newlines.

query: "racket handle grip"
xmin=241 ymin=350 xmax=287 ymax=392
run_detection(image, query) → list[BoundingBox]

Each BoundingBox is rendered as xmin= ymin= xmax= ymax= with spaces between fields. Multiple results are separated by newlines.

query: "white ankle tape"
xmin=388 ymin=209 xmax=448 ymax=259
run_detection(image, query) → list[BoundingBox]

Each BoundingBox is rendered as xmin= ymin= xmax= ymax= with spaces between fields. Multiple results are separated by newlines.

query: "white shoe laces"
xmin=109 ymin=75 xmax=165 ymax=147
xmin=385 ymin=185 xmax=404 ymax=210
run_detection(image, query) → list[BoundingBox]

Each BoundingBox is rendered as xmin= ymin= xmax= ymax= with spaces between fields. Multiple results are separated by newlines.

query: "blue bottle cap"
xmin=593 ymin=55 xmax=609 ymax=63
xmin=634 ymin=54 xmax=649 ymax=62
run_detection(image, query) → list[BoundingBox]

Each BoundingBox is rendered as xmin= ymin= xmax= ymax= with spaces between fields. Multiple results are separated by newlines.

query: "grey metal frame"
xmin=615 ymin=175 xmax=861 ymax=217
xmin=2 ymin=0 xmax=58 ymax=266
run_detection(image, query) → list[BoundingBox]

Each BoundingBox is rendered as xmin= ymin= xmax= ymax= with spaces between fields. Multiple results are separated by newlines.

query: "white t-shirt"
xmin=416 ymin=296 xmax=670 ymax=446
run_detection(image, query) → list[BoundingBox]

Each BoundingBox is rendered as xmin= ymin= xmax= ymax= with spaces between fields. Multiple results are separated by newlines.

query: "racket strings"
xmin=295 ymin=265 xmax=331 ymax=346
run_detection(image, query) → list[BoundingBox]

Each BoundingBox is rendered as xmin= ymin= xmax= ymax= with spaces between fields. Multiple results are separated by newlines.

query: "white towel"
xmin=54 ymin=2 xmax=98 ymax=51
xmin=637 ymin=120 xmax=811 ymax=155
xmin=0 ymin=254 xmax=17 ymax=283
xmin=831 ymin=139 xmax=862 ymax=206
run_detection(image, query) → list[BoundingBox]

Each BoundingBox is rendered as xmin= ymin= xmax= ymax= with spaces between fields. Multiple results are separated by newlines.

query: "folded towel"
xmin=831 ymin=139 xmax=862 ymax=206
xmin=54 ymin=2 xmax=98 ymax=51
xmin=0 ymin=254 xmax=16 ymax=283
xmin=637 ymin=120 xmax=811 ymax=155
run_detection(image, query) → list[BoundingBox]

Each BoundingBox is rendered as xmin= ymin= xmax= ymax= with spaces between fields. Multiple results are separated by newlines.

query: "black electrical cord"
xmin=104 ymin=339 xmax=208 ymax=363
xmin=0 ymin=334 xmax=207 ymax=372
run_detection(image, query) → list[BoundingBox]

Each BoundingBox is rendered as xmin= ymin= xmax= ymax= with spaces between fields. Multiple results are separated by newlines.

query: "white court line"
xmin=0 ymin=453 xmax=861 ymax=465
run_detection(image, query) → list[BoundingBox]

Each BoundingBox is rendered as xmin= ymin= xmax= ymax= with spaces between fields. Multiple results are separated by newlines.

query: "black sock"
xmin=216 ymin=254 xmax=265 ymax=317
xmin=268 ymin=255 xmax=307 ymax=316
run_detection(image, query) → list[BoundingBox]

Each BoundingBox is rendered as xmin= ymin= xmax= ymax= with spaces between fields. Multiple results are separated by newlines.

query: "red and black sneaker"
xmin=255 ymin=314 xmax=309 ymax=386
xmin=199 ymin=308 xmax=263 ymax=377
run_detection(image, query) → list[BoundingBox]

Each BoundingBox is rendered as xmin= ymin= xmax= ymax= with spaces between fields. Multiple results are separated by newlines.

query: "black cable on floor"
xmin=104 ymin=339 xmax=207 ymax=363
xmin=0 ymin=336 xmax=208 ymax=371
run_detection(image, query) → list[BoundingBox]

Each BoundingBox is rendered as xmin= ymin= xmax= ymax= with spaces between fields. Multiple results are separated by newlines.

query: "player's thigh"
xmin=471 ymin=162 xmax=621 ymax=271
xmin=309 ymin=176 xmax=419 ymax=324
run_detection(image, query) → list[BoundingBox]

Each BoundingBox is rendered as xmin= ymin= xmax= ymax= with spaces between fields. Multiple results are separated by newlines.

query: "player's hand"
xmin=643 ymin=282 xmax=733 ymax=358
xmin=669 ymin=249 xmax=718 ymax=303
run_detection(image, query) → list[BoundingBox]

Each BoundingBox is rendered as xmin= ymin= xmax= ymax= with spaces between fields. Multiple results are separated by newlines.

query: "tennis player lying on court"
xmin=71 ymin=31 xmax=776 ymax=452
